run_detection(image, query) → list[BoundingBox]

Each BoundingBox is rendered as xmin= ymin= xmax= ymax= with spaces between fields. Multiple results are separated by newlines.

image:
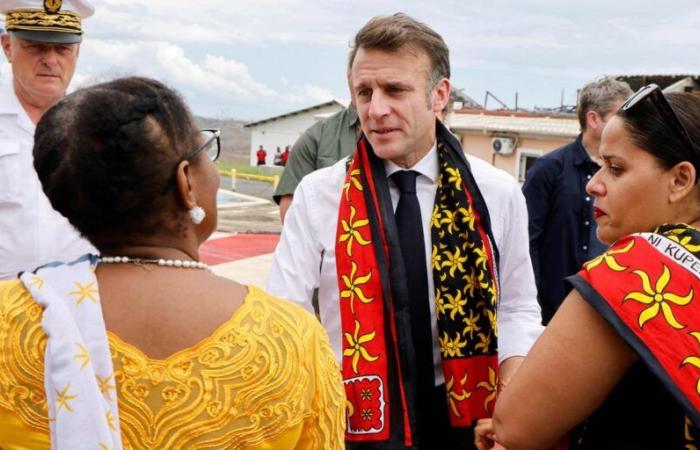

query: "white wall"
xmin=248 ymin=104 xmax=343 ymax=166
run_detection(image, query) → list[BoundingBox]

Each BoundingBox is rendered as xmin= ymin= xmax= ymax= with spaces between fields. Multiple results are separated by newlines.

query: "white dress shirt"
xmin=267 ymin=146 xmax=543 ymax=384
xmin=0 ymin=81 xmax=95 ymax=280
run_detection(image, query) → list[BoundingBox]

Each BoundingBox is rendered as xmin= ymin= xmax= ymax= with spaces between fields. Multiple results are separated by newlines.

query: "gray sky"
xmin=2 ymin=0 xmax=699 ymax=120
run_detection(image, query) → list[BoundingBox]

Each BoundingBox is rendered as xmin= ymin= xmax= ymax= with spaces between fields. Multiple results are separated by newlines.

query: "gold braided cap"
xmin=5 ymin=8 xmax=82 ymax=34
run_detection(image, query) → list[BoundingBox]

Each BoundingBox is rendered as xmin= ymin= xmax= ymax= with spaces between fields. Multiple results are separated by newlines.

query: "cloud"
xmin=73 ymin=39 xmax=336 ymax=118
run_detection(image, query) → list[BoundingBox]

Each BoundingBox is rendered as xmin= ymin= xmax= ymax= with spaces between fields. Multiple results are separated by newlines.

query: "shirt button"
xmin=587 ymin=175 xmax=592 ymax=180
xmin=584 ymin=221 xmax=590 ymax=226
xmin=583 ymin=245 xmax=588 ymax=251
xmin=585 ymin=196 xmax=591 ymax=202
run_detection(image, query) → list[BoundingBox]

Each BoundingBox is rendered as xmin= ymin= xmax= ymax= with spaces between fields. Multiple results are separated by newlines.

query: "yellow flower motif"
xmin=476 ymin=367 xmax=498 ymax=411
xmin=339 ymin=206 xmax=371 ymax=256
xmin=446 ymin=167 xmax=463 ymax=190
xmin=435 ymin=288 xmax=448 ymax=317
xmin=69 ymin=280 xmax=99 ymax=305
xmin=443 ymin=290 xmax=467 ymax=320
xmin=484 ymin=309 xmax=498 ymax=336
xmin=100 ymin=445 xmax=114 ymax=450
xmin=74 ymin=342 xmax=91 ymax=370
xmin=442 ymin=247 xmax=468 ymax=277
xmin=624 ymin=265 xmax=693 ymax=329
xmin=462 ymin=310 xmax=481 ymax=338
xmin=431 ymin=205 xmax=442 ymax=229
xmin=667 ymin=229 xmax=700 ymax=252
xmin=97 ymin=374 xmax=116 ymax=402
xmin=440 ymin=210 xmax=460 ymax=234
xmin=56 ymin=384 xmax=78 ymax=413
xmin=105 ymin=410 xmax=116 ymax=431
xmin=458 ymin=206 xmax=476 ymax=231
xmin=340 ymin=261 xmax=375 ymax=314
xmin=343 ymin=168 xmax=363 ymax=199
xmin=431 ymin=245 xmax=443 ymax=270
xmin=474 ymin=247 xmax=488 ymax=271
xmin=343 ymin=320 xmax=379 ymax=374
xmin=463 ymin=268 xmax=478 ymax=297
xmin=681 ymin=331 xmax=700 ymax=395
xmin=439 ymin=331 xmax=467 ymax=358
xmin=29 ymin=275 xmax=44 ymax=289
xmin=446 ymin=373 xmax=472 ymax=418
xmin=475 ymin=332 xmax=491 ymax=352
xmin=585 ymin=240 xmax=635 ymax=272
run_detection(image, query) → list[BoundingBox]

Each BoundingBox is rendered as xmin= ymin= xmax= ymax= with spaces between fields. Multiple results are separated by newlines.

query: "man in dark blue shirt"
xmin=523 ymin=77 xmax=632 ymax=325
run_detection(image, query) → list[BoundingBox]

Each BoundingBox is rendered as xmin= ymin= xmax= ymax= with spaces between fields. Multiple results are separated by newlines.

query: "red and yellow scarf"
xmin=569 ymin=223 xmax=700 ymax=443
xmin=336 ymin=122 xmax=500 ymax=445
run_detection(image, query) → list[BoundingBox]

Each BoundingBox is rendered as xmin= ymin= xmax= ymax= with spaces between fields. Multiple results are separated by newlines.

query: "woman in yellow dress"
xmin=0 ymin=77 xmax=345 ymax=449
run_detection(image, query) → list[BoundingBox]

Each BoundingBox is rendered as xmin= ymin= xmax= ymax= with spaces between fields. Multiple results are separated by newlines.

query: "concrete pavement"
xmin=206 ymin=181 xmax=282 ymax=287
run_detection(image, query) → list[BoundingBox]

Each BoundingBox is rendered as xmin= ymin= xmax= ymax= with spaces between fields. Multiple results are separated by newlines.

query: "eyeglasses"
xmin=621 ymin=84 xmax=700 ymax=162
xmin=184 ymin=129 xmax=221 ymax=162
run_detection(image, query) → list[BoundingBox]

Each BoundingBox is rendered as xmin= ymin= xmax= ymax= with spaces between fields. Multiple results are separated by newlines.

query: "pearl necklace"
xmin=99 ymin=255 xmax=212 ymax=272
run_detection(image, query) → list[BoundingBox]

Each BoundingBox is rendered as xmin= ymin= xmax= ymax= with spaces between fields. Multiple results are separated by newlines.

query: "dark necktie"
xmin=391 ymin=170 xmax=435 ymax=444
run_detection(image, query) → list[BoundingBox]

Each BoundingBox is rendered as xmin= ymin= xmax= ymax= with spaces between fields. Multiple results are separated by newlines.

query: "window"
xmin=516 ymin=149 xmax=544 ymax=183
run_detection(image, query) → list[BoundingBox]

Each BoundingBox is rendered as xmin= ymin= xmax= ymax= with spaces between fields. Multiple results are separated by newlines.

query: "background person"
xmin=522 ymin=76 xmax=632 ymax=325
xmin=0 ymin=77 xmax=345 ymax=449
xmin=256 ymin=144 xmax=267 ymax=165
xmin=0 ymin=0 xmax=95 ymax=280
xmin=273 ymin=67 xmax=360 ymax=223
xmin=476 ymin=87 xmax=700 ymax=450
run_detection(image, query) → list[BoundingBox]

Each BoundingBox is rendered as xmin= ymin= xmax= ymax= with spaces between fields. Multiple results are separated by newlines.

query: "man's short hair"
xmin=577 ymin=76 xmax=633 ymax=130
xmin=348 ymin=12 xmax=450 ymax=89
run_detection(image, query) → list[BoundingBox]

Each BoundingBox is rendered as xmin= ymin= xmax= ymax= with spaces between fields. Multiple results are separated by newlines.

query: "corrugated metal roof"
xmin=447 ymin=111 xmax=580 ymax=137
xmin=245 ymin=99 xmax=346 ymax=128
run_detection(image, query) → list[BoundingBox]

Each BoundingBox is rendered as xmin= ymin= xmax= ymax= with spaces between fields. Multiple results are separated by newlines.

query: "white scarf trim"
xmin=20 ymin=255 xmax=123 ymax=450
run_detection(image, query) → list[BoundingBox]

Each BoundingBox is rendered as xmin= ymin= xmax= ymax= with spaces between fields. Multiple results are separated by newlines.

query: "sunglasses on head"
xmin=621 ymin=84 xmax=700 ymax=164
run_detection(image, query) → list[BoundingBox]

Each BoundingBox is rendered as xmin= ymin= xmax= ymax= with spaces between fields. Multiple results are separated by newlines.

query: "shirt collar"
xmin=0 ymin=80 xmax=35 ymax=134
xmin=572 ymin=133 xmax=597 ymax=167
xmin=384 ymin=143 xmax=439 ymax=184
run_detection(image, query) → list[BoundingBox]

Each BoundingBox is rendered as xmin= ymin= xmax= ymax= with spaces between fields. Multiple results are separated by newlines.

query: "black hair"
xmin=617 ymin=92 xmax=700 ymax=175
xmin=33 ymin=76 xmax=200 ymax=245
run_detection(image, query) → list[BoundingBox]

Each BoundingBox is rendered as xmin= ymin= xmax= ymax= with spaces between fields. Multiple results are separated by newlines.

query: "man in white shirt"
xmin=0 ymin=0 xmax=95 ymax=279
xmin=268 ymin=13 xmax=542 ymax=449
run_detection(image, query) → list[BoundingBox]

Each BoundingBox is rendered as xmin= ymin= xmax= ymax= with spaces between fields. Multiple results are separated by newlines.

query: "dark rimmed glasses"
xmin=184 ymin=128 xmax=221 ymax=162
xmin=621 ymin=84 xmax=699 ymax=162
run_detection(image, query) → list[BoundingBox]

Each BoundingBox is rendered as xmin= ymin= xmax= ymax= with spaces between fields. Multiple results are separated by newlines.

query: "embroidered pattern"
xmin=0 ymin=284 xmax=345 ymax=449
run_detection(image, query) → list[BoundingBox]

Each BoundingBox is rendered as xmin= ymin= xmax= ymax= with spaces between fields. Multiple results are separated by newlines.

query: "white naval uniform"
xmin=0 ymin=80 xmax=95 ymax=280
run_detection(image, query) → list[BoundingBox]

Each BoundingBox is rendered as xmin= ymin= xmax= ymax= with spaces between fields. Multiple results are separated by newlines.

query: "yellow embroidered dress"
xmin=0 ymin=281 xmax=345 ymax=449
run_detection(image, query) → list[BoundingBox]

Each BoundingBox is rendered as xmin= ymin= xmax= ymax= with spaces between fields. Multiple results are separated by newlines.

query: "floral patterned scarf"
xmin=336 ymin=121 xmax=500 ymax=446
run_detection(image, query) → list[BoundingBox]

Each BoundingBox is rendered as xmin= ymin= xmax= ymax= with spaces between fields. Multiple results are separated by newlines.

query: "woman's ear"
xmin=668 ymin=161 xmax=697 ymax=203
xmin=175 ymin=160 xmax=197 ymax=209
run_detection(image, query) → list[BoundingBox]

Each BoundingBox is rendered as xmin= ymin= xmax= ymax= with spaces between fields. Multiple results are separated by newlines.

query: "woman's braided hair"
xmin=33 ymin=76 xmax=200 ymax=243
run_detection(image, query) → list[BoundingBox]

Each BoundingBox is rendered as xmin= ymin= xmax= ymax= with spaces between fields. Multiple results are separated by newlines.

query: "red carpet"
xmin=200 ymin=234 xmax=280 ymax=265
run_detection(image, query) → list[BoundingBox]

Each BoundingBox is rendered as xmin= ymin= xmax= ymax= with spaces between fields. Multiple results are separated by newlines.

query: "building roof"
xmin=447 ymin=109 xmax=580 ymax=138
xmin=245 ymin=100 xmax=346 ymax=128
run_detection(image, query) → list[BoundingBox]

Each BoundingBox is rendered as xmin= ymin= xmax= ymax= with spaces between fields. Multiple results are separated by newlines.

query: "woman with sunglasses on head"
xmin=475 ymin=86 xmax=700 ymax=450
xmin=0 ymin=77 xmax=345 ymax=449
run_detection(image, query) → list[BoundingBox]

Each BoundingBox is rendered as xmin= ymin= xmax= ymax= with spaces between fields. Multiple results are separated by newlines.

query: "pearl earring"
xmin=189 ymin=206 xmax=206 ymax=224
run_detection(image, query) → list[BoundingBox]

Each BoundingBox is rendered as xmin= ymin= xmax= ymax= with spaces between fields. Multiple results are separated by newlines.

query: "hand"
xmin=474 ymin=418 xmax=507 ymax=450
